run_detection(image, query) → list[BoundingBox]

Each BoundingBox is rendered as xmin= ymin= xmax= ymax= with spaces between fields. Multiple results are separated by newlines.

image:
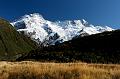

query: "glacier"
xmin=11 ymin=13 xmax=114 ymax=46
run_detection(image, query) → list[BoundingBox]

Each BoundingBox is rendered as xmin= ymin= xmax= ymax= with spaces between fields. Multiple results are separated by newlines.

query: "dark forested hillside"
xmin=17 ymin=30 xmax=120 ymax=63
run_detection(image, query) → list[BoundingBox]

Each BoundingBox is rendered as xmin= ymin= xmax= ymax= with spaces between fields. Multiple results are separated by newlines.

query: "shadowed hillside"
xmin=17 ymin=30 xmax=120 ymax=63
xmin=0 ymin=18 xmax=37 ymax=60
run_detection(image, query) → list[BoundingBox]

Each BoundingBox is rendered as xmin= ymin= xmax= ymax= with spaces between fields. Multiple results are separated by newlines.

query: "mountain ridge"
xmin=0 ymin=14 xmax=119 ymax=63
xmin=11 ymin=13 xmax=114 ymax=46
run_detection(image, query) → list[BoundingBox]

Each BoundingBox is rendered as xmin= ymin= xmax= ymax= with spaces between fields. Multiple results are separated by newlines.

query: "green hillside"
xmin=0 ymin=18 xmax=37 ymax=60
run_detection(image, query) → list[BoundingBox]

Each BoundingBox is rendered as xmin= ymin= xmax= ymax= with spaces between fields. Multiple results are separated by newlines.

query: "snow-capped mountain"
xmin=11 ymin=13 xmax=114 ymax=46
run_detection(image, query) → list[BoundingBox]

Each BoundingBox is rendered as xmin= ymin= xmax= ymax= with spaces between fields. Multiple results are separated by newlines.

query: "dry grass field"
xmin=0 ymin=61 xmax=120 ymax=79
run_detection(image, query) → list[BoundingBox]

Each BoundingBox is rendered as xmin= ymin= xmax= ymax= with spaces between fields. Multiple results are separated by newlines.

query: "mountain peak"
xmin=82 ymin=19 xmax=88 ymax=25
xmin=22 ymin=13 xmax=45 ymax=21
xmin=11 ymin=13 xmax=114 ymax=46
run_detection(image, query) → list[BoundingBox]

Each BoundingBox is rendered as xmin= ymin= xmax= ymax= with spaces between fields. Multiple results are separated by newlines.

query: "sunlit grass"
xmin=0 ymin=61 xmax=120 ymax=79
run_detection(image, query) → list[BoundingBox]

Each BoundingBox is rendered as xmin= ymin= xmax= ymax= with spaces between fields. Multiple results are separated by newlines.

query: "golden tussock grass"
xmin=0 ymin=61 xmax=120 ymax=79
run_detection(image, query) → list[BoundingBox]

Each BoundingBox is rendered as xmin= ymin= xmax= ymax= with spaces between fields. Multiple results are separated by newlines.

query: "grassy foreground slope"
xmin=0 ymin=61 xmax=120 ymax=79
xmin=0 ymin=18 xmax=37 ymax=60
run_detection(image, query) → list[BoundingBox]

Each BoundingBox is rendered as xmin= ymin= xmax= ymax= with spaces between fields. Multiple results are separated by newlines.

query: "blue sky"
xmin=0 ymin=0 xmax=120 ymax=29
